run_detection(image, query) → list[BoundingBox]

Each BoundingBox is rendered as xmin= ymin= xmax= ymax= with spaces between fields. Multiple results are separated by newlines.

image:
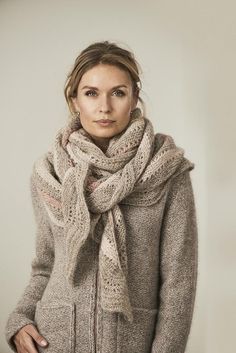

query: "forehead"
xmin=79 ymin=64 xmax=131 ymax=87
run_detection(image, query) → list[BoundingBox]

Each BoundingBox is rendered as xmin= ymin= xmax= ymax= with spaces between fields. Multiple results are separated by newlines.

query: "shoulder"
xmin=154 ymin=131 xmax=195 ymax=177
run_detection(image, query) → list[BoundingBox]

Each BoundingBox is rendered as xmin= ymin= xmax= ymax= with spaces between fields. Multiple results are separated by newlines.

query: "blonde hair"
xmin=64 ymin=40 xmax=146 ymax=117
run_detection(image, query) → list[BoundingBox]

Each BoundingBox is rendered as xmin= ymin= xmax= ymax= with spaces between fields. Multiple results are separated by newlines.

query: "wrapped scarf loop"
xmin=32 ymin=108 xmax=194 ymax=323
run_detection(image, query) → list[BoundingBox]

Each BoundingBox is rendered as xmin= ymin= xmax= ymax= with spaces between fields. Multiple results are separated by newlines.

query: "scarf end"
xmin=122 ymin=309 xmax=134 ymax=323
xmin=100 ymin=297 xmax=134 ymax=323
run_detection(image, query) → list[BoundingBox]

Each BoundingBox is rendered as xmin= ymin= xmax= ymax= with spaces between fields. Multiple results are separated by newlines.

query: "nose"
xmin=99 ymin=94 xmax=112 ymax=114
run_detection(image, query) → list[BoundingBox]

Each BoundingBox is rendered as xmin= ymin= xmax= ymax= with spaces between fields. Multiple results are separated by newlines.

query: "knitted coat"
xmin=5 ymin=130 xmax=198 ymax=353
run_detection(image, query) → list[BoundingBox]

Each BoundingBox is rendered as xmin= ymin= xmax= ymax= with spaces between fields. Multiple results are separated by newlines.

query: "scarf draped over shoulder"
xmin=32 ymin=108 xmax=194 ymax=323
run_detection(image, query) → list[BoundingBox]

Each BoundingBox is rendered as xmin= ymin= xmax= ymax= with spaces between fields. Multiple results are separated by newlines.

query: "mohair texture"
xmin=5 ymin=108 xmax=198 ymax=353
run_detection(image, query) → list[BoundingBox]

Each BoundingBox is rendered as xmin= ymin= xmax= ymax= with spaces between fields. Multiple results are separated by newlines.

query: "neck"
xmin=90 ymin=136 xmax=110 ymax=153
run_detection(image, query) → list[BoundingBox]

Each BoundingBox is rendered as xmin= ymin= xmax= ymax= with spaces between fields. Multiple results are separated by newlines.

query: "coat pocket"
xmin=34 ymin=300 xmax=75 ymax=353
xmin=117 ymin=307 xmax=158 ymax=353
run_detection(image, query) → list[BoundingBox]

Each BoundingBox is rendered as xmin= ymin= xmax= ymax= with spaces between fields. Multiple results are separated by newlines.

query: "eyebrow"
xmin=81 ymin=85 xmax=128 ymax=90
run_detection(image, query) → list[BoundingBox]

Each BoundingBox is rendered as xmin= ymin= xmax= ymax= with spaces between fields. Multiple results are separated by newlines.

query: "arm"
xmin=5 ymin=174 xmax=55 ymax=352
xmin=151 ymin=170 xmax=198 ymax=353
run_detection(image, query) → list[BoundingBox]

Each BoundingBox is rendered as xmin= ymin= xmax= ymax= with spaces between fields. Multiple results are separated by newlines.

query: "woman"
xmin=5 ymin=41 xmax=198 ymax=353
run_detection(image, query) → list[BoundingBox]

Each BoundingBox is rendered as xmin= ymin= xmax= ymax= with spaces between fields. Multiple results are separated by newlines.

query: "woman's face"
xmin=71 ymin=64 xmax=138 ymax=151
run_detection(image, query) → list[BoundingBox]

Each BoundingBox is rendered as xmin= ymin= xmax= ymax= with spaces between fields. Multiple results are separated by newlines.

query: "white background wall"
xmin=0 ymin=1 xmax=235 ymax=352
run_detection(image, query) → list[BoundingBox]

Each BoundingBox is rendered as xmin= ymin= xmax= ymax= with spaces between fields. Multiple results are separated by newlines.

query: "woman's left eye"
xmin=113 ymin=90 xmax=125 ymax=97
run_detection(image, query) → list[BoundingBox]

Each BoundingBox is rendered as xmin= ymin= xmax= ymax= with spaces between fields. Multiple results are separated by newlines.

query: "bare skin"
xmin=13 ymin=324 xmax=48 ymax=353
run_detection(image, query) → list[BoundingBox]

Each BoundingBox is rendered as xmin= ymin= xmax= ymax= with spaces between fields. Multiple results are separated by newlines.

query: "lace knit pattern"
xmin=32 ymin=108 xmax=194 ymax=323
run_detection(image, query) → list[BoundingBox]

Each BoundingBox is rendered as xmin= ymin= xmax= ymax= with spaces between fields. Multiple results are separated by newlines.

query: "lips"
xmin=95 ymin=119 xmax=115 ymax=127
xmin=96 ymin=119 xmax=114 ymax=123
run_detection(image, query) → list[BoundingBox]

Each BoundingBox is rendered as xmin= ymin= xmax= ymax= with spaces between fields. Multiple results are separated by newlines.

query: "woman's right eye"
xmin=85 ymin=90 xmax=97 ymax=96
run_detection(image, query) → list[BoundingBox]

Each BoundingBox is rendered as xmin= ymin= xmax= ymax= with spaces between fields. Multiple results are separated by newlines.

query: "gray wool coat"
xmin=5 ymin=157 xmax=198 ymax=353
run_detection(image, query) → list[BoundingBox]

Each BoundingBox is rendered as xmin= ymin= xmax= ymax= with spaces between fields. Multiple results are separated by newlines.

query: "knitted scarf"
xmin=32 ymin=108 xmax=194 ymax=323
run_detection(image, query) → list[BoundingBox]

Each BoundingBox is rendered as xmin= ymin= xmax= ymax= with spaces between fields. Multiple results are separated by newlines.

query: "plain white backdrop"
xmin=0 ymin=1 xmax=235 ymax=352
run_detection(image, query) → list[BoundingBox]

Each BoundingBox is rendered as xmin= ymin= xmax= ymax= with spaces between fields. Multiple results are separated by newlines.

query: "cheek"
xmin=79 ymin=101 xmax=95 ymax=115
xmin=120 ymin=97 xmax=133 ymax=110
xmin=121 ymin=106 xmax=132 ymax=118
xmin=113 ymin=100 xmax=131 ymax=113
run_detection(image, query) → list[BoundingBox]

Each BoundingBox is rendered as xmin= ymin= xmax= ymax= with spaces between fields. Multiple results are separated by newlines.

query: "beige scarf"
xmin=32 ymin=108 xmax=194 ymax=323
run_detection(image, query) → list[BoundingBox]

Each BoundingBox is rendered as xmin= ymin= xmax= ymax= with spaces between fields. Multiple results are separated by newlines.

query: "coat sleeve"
xmin=151 ymin=170 xmax=198 ymax=353
xmin=5 ymin=174 xmax=55 ymax=352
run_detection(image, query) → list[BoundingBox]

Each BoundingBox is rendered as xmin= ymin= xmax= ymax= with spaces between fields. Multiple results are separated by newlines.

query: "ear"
xmin=131 ymin=94 xmax=138 ymax=110
xmin=71 ymin=97 xmax=80 ymax=112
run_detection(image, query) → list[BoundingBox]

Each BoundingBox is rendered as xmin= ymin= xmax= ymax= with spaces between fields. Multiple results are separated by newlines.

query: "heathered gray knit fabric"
xmin=5 ymin=110 xmax=198 ymax=353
